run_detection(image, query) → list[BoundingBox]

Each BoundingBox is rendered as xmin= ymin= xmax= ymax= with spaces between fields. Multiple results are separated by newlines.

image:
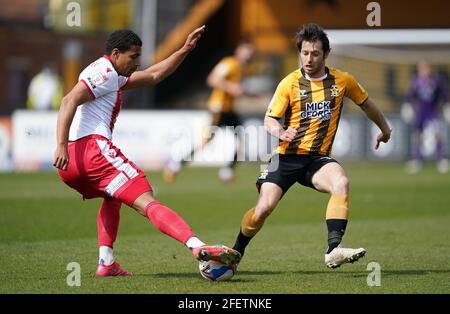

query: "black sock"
xmin=233 ymin=230 xmax=253 ymax=257
xmin=326 ymin=219 xmax=347 ymax=254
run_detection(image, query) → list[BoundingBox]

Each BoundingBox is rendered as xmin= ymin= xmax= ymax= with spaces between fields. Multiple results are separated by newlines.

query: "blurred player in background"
xmin=401 ymin=60 xmax=450 ymax=174
xmin=53 ymin=26 xmax=241 ymax=277
xmin=27 ymin=63 xmax=63 ymax=111
xmin=232 ymin=23 xmax=392 ymax=269
xmin=163 ymin=39 xmax=255 ymax=183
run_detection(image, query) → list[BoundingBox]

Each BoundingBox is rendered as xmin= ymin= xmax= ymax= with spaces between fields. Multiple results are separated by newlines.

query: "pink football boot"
xmin=95 ymin=261 xmax=132 ymax=277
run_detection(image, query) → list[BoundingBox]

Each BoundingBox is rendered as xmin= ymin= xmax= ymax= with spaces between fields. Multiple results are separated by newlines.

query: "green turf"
xmin=0 ymin=162 xmax=449 ymax=294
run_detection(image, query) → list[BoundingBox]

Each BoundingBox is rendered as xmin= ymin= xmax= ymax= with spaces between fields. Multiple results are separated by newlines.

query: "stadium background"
xmin=0 ymin=0 xmax=449 ymax=295
xmin=0 ymin=0 xmax=450 ymax=169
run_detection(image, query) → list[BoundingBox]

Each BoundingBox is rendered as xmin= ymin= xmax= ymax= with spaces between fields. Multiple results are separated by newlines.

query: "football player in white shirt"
xmin=53 ymin=26 xmax=241 ymax=276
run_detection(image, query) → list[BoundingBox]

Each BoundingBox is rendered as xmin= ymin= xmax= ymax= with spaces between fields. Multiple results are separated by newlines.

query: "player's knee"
xmin=134 ymin=206 xmax=147 ymax=217
xmin=255 ymin=200 xmax=276 ymax=218
xmin=331 ymin=176 xmax=349 ymax=195
xmin=132 ymin=192 xmax=155 ymax=217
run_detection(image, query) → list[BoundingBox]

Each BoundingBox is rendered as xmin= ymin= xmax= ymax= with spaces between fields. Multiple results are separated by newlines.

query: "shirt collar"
xmin=301 ymin=66 xmax=329 ymax=81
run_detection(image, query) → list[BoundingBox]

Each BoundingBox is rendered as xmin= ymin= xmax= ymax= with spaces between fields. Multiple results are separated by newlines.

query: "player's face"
xmin=236 ymin=44 xmax=255 ymax=65
xmin=113 ymin=45 xmax=142 ymax=77
xmin=300 ymin=41 xmax=328 ymax=78
xmin=417 ymin=61 xmax=431 ymax=79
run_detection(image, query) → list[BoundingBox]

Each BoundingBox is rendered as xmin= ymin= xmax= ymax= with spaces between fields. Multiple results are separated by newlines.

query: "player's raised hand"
xmin=375 ymin=128 xmax=392 ymax=150
xmin=183 ymin=25 xmax=206 ymax=52
xmin=280 ymin=126 xmax=299 ymax=142
xmin=54 ymin=145 xmax=69 ymax=171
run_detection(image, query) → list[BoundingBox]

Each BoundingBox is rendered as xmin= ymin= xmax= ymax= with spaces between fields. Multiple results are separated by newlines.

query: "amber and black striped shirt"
xmin=266 ymin=67 xmax=369 ymax=156
xmin=207 ymin=56 xmax=242 ymax=113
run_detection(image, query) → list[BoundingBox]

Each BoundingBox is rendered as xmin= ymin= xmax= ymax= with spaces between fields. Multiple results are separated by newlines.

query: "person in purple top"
xmin=401 ymin=61 xmax=450 ymax=174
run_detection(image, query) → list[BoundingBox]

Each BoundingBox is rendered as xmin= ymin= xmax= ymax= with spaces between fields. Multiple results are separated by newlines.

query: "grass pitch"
xmin=0 ymin=162 xmax=449 ymax=294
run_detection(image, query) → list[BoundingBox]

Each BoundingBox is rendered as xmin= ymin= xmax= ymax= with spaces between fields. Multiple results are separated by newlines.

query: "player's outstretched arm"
xmin=124 ymin=25 xmax=206 ymax=89
xmin=360 ymin=98 xmax=392 ymax=149
xmin=54 ymin=82 xmax=93 ymax=170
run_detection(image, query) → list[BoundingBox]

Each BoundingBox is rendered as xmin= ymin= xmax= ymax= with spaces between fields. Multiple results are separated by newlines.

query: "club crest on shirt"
xmin=330 ymin=84 xmax=339 ymax=97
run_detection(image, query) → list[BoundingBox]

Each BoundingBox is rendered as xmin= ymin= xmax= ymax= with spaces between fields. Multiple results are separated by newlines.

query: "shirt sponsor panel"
xmin=269 ymin=67 xmax=368 ymax=156
xmin=105 ymin=172 xmax=129 ymax=197
xmin=300 ymin=101 xmax=333 ymax=121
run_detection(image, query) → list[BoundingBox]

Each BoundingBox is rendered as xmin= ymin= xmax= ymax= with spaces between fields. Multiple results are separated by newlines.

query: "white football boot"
xmin=325 ymin=246 xmax=366 ymax=269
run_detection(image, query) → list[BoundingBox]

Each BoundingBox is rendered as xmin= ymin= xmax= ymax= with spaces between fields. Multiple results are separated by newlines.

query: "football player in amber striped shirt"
xmin=233 ymin=23 xmax=392 ymax=269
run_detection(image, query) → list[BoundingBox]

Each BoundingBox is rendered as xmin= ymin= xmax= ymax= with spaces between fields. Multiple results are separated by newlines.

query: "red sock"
xmin=97 ymin=198 xmax=121 ymax=247
xmin=145 ymin=200 xmax=195 ymax=244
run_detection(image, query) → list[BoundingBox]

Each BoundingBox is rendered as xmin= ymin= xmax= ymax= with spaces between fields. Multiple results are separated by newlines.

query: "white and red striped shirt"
xmin=69 ymin=55 xmax=129 ymax=141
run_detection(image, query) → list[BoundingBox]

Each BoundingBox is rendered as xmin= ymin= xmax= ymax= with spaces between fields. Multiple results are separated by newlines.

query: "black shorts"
xmin=256 ymin=154 xmax=339 ymax=195
xmin=212 ymin=111 xmax=241 ymax=127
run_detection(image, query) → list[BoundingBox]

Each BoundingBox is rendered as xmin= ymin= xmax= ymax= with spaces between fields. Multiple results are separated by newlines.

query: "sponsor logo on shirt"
xmin=87 ymin=72 xmax=108 ymax=89
xmin=300 ymin=101 xmax=333 ymax=121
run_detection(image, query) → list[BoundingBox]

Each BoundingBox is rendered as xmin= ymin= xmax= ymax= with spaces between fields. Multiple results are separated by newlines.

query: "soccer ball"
xmin=198 ymin=260 xmax=236 ymax=281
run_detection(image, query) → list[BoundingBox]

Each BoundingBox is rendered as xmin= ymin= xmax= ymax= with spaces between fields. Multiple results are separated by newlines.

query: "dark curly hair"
xmin=295 ymin=23 xmax=330 ymax=54
xmin=105 ymin=29 xmax=142 ymax=54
